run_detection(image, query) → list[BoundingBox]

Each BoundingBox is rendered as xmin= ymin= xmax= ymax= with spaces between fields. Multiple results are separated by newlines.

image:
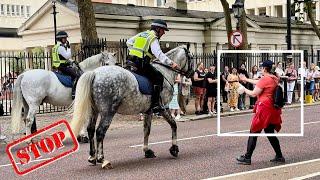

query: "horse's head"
xmin=100 ymin=51 xmax=117 ymax=66
xmin=171 ymin=45 xmax=194 ymax=78
xmin=79 ymin=51 xmax=117 ymax=72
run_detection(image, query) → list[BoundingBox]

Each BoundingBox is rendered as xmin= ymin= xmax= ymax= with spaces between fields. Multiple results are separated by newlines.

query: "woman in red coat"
xmin=236 ymin=60 xmax=285 ymax=165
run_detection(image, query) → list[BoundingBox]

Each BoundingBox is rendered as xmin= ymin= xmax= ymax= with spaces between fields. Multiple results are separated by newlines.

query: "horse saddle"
xmin=53 ymin=71 xmax=73 ymax=88
xmin=131 ymin=72 xmax=153 ymax=95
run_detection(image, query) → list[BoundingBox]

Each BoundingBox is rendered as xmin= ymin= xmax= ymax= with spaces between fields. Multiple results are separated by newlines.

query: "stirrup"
xmin=152 ymin=104 xmax=165 ymax=113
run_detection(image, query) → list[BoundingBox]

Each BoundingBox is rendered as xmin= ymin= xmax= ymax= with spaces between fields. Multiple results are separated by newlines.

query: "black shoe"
xmin=270 ymin=156 xmax=285 ymax=163
xmin=236 ymin=155 xmax=251 ymax=165
xmin=195 ymin=111 xmax=201 ymax=115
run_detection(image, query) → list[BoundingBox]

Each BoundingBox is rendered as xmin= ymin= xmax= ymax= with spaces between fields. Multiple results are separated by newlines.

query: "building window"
xmin=7 ymin=4 xmax=10 ymax=16
xmin=11 ymin=5 xmax=15 ymax=16
xmin=0 ymin=4 xmax=4 ymax=15
xmin=26 ymin=6 xmax=30 ymax=17
xmin=21 ymin=5 xmax=24 ymax=16
xmin=16 ymin=5 xmax=20 ymax=16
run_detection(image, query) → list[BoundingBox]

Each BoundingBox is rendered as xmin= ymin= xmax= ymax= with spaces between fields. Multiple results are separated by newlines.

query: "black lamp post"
xmin=286 ymin=0 xmax=292 ymax=50
xmin=232 ymin=0 xmax=244 ymax=30
xmin=232 ymin=0 xmax=244 ymax=68
xmin=52 ymin=0 xmax=58 ymax=44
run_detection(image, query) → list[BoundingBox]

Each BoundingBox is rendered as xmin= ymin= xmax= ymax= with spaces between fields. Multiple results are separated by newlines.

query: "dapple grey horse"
xmin=11 ymin=52 xmax=117 ymax=140
xmin=69 ymin=45 xmax=194 ymax=169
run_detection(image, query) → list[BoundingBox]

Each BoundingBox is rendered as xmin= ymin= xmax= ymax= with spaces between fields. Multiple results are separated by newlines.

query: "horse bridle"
xmin=153 ymin=47 xmax=194 ymax=78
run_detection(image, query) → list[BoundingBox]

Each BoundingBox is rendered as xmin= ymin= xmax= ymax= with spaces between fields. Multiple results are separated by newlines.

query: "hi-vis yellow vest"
xmin=52 ymin=44 xmax=67 ymax=68
xmin=129 ymin=30 xmax=157 ymax=59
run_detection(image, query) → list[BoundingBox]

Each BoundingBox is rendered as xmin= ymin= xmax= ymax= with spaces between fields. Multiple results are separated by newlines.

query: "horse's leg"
xmin=143 ymin=112 xmax=156 ymax=158
xmin=160 ymin=109 xmax=179 ymax=157
xmin=96 ymin=110 xmax=115 ymax=169
xmin=31 ymin=118 xmax=37 ymax=134
xmin=77 ymin=121 xmax=89 ymax=143
xmin=87 ymin=112 xmax=98 ymax=165
xmin=25 ymin=104 xmax=38 ymax=141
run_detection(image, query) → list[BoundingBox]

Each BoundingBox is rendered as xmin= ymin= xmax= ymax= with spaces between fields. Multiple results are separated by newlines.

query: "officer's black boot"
xmin=151 ymin=85 xmax=164 ymax=113
xmin=71 ymin=78 xmax=78 ymax=100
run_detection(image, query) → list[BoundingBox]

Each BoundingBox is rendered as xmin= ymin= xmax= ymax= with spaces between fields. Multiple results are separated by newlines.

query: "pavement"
xmin=177 ymin=100 xmax=317 ymax=122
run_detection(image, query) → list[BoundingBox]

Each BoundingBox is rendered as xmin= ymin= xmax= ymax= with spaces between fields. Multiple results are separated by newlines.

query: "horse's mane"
xmin=79 ymin=53 xmax=102 ymax=69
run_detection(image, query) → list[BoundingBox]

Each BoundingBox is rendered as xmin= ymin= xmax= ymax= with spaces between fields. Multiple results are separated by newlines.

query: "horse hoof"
xmin=88 ymin=156 xmax=97 ymax=165
xmin=145 ymin=149 xmax=156 ymax=158
xmin=169 ymin=145 xmax=179 ymax=157
xmin=77 ymin=135 xmax=89 ymax=143
xmin=101 ymin=160 xmax=113 ymax=169
xmin=97 ymin=157 xmax=104 ymax=164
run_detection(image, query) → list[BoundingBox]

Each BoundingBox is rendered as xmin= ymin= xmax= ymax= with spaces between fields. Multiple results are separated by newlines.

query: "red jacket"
xmin=251 ymin=99 xmax=282 ymax=133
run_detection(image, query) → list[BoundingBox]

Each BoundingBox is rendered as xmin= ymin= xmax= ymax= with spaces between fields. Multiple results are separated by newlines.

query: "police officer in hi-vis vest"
xmin=52 ymin=31 xmax=79 ymax=99
xmin=126 ymin=19 xmax=179 ymax=112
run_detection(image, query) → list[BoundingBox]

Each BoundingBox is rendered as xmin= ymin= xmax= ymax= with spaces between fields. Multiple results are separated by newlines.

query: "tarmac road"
xmin=0 ymin=105 xmax=319 ymax=180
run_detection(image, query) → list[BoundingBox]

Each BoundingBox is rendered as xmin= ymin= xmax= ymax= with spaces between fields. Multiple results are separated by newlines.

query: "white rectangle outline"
xmin=217 ymin=50 xmax=304 ymax=137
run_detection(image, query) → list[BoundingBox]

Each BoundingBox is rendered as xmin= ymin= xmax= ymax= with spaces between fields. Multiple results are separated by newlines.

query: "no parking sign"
xmin=229 ymin=30 xmax=243 ymax=48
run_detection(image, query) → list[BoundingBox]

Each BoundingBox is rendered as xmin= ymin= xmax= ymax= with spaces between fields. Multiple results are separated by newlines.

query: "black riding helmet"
xmin=151 ymin=19 xmax=169 ymax=31
xmin=56 ymin=31 xmax=68 ymax=41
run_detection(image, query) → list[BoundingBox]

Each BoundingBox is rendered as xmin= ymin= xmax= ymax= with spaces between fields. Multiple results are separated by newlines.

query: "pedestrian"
xmin=206 ymin=64 xmax=217 ymax=116
xmin=275 ymin=62 xmax=286 ymax=89
xmin=178 ymin=75 xmax=192 ymax=115
xmin=297 ymin=61 xmax=308 ymax=102
xmin=169 ymin=74 xmax=181 ymax=120
xmin=221 ymin=66 xmax=230 ymax=103
xmin=227 ymin=67 xmax=240 ymax=112
xmin=126 ymin=19 xmax=179 ymax=113
xmin=307 ymin=63 xmax=317 ymax=102
xmin=236 ymin=60 xmax=285 ymax=165
xmin=249 ymin=65 xmax=259 ymax=109
xmin=192 ymin=62 xmax=206 ymax=115
xmin=238 ymin=63 xmax=249 ymax=110
xmin=314 ymin=66 xmax=320 ymax=101
xmin=284 ymin=62 xmax=297 ymax=104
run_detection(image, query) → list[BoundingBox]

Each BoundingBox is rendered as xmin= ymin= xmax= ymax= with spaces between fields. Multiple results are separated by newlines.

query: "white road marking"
xmin=289 ymin=172 xmax=320 ymax=180
xmin=204 ymin=158 xmax=320 ymax=180
xmin=129 ymin=120 xmax=320 ymax=148
xmin=0 ymin=158 xmax=51 ymax=168
xmin=129 ymin=134 xmax=216 ymax=148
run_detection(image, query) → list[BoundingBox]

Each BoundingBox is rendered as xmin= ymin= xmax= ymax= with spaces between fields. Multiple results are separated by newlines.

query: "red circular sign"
xmin=229 ymin=30 xmax=243 ymax=48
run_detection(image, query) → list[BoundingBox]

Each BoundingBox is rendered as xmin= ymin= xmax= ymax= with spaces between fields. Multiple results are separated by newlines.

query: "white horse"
xmin=11 ymin=52 xmax=117 ymax=140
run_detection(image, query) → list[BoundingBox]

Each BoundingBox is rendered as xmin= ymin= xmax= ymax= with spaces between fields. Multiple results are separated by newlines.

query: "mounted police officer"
xmin=52 ymin=31 xmax=79 ymax=99
xmin=126 ymin=19 xmax=179 ymax=112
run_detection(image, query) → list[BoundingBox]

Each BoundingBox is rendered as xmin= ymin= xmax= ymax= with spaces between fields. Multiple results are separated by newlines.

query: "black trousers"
xmin=221 ymin=83 xmax=228 ymax=102
xmin=58 ymin=64 xmax=78 ymax=81
xmin=245 ymin=124 xmax=283 ymax=159
xmin=131 ymin=57 xmax=164 ymax=87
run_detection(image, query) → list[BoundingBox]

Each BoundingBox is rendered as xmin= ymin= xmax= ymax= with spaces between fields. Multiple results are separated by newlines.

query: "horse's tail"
xmin=11 ymin=74 xmax=24 ymax=134
xmin=69 ymin=71 xmax=95 ymax=138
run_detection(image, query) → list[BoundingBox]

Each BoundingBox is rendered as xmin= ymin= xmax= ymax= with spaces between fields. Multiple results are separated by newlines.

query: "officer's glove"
xmin=66 ymin=40 xmax=71 ymax=48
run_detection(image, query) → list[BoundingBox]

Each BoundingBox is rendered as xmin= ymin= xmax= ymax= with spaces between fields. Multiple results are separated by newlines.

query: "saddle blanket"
xmin=54 ymin=72 xmax=73 ymax=88
xmin=131 ymin=72 xmax=153 ymax=95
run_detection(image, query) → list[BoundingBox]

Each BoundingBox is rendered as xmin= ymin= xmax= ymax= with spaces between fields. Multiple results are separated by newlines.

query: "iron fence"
xmin=1 ymin=39 xmax=320 ymax=116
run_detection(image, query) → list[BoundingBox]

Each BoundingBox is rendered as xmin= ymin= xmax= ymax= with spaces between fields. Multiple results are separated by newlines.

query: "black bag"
xmin=274 ymin=85 xmax=285 ymax=109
